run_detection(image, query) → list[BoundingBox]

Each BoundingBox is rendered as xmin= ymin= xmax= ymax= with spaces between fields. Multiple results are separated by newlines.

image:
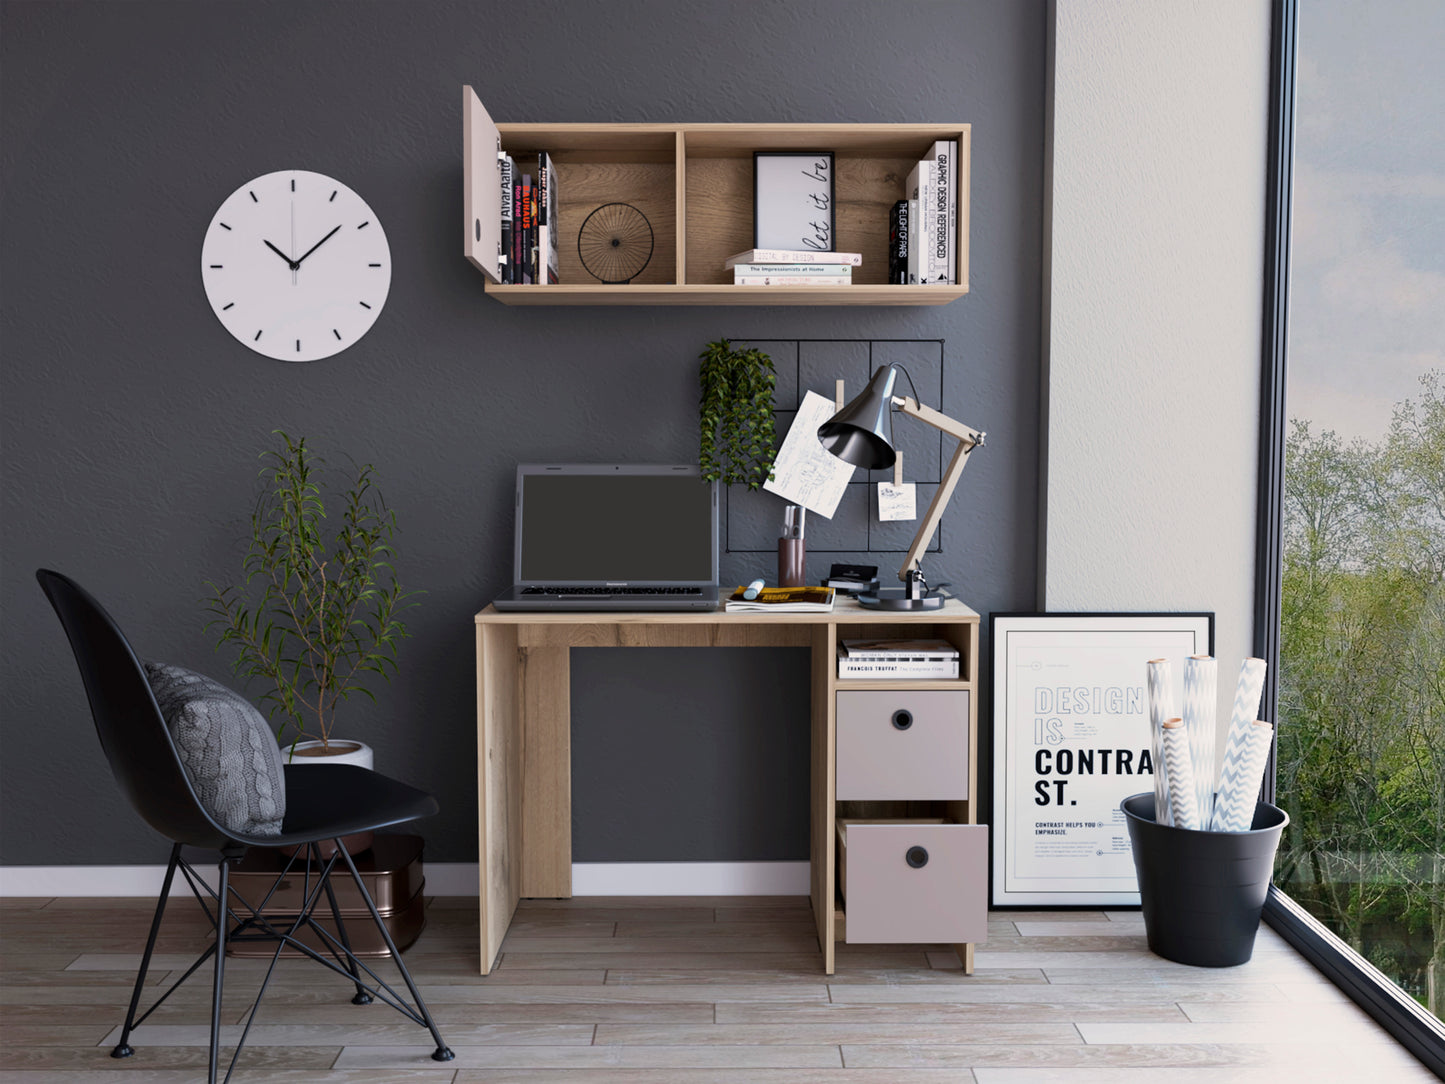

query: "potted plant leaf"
xmin=698 ymin=339 xmax=778 ymax=489
xmin=205 ymin=431 xmax=417 ymax=778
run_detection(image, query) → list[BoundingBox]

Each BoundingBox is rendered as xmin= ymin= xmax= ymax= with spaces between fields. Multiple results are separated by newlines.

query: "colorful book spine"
xmin=537 ymin=152 xmax=560 ymax=285
xmin=513 ymin=173 xmax=529 ymax=284
xmin=905 ymin=199 xmax=919 ymax=285
xmin=889 ymin=199 xmax=909 ymax=285
xmin=517 ymin=174 xmax=534 ymax=285
xmin=499 ymin=155 xmax=514 ymax=284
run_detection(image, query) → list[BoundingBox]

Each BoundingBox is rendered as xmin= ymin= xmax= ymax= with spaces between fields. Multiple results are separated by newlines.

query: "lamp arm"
xmin=892 ymin=396 xmax=984 ymax=584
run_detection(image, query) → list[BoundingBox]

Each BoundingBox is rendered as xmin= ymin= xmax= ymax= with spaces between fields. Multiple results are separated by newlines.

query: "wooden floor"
xmin=0 ymin=894 xmax=1434 ymax=1083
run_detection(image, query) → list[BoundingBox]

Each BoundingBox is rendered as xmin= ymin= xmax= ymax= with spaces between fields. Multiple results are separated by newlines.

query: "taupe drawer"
xmin=836 ymin=690 xmax=970 ymax=800
xmin=840 ymin=821 xmax=988 ymax=944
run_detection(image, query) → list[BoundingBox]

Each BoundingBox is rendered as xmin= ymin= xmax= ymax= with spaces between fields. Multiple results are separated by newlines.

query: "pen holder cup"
xmin=1121 ymin=792 xmax=1288 ymax=968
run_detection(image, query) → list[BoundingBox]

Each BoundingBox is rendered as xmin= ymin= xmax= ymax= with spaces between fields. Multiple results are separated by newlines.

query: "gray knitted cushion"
xmin=143 ymin=663 xmax=286 ymax=837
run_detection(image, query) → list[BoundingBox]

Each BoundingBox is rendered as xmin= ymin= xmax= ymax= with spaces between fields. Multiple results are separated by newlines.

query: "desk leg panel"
xmin=810 ymin=623 xmax=836 ymax=974
xmin=477 ymin=622 xmax=522 ymax=974
xmin=520 ymin=641 xmax=572 ymax=898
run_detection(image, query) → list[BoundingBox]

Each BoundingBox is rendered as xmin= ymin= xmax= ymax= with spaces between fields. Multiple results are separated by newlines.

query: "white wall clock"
xmin=200 ymin=170 xmax=391 ymax=362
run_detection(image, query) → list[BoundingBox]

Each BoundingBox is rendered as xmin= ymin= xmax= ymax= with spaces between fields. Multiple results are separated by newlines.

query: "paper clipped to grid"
xmin=764 ymin=390 xmax=856 ymax=518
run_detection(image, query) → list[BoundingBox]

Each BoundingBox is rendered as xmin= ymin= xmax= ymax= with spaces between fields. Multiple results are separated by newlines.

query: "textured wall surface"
xmin=0 ymin=0 xmax=1045 ymax=865
xmin=1041 ymin=0 xmax=1271 ymax=728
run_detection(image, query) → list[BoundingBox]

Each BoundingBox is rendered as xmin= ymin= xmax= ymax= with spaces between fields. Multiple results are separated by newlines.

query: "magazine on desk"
xmin=725 ymin=586 xmax=835 ymax=612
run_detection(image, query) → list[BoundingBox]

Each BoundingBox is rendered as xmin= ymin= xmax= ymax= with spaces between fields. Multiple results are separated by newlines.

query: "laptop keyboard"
xmin=521 ymin=586 xmax=704 ymax=596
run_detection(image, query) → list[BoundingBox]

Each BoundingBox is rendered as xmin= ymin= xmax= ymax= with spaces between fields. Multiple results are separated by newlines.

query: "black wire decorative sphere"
xmin=577 ymin=202 xmax=654 ymax=284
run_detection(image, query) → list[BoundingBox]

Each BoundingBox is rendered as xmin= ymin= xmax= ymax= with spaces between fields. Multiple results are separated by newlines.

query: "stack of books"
xmin=498 ymin=151 xmax=560 ymax=285
xmin=891 ymin=140 xmax=958 ymax=286
xmin=724 ymin=248 xmax=860 ymax=286
xmin=836 ymin=638 xmax=960 ymax=679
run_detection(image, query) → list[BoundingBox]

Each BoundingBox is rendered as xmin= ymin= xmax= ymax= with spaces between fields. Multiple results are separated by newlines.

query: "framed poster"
xmin=990 ymin=612 xmax=1213 ymax=907
xmin=753 ymin=151 xmax=835 ymax=252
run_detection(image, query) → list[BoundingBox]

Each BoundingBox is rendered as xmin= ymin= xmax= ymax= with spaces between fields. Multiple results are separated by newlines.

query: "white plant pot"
xmin=288 ymin=739 xmax=374 ymax=770
xmin=281 ymin=739 xmax=376 ymax=857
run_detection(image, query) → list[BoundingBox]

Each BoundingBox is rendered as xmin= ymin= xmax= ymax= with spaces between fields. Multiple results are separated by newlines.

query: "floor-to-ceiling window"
xmin=1270 ymin=0 xmax=1444 ymax=1028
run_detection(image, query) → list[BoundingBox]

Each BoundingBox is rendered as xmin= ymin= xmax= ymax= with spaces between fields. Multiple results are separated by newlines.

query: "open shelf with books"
xmin=464 ymin=88 xmax=969 ymax=306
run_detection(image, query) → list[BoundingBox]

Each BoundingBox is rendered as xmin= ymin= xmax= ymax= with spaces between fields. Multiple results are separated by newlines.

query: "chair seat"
xmin=232 ymin=764 xmax=440 ymax=847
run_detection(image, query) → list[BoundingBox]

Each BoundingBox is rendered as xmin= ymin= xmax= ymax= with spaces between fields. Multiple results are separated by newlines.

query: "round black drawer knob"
xmin=906 ymin=845 xmax=929 ymax=868
xmin=891 ymin=709 xmax=913 ymax=731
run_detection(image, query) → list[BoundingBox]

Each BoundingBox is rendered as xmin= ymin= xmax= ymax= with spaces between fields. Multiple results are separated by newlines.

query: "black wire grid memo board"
xmin=722 ymin=339 xmax=948 ymax=556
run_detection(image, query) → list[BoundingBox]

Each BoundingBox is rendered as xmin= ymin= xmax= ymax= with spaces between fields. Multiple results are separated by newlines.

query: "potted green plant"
xmin=698 ymin=339 xmax=778 ymax=489
xmin=205 ymin=432 xmax=417 ymax=771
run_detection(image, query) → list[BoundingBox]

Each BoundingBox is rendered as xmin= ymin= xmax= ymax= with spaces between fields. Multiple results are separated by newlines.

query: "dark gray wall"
xmin=0 ymin=0 xmax=1044 ymax=865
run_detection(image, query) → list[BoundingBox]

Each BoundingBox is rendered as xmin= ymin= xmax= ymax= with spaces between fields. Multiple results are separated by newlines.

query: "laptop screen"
xmin=517 ymin=467 xmax=718 ymax=584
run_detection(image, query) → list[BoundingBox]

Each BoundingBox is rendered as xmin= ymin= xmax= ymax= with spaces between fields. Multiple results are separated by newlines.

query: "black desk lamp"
xmin=818 ymin=365 xmax=985 ymax=611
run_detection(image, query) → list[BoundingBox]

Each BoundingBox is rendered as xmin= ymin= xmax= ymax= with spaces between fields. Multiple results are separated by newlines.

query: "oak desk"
xmin=474 ymin=598 xmax=982 ymax=974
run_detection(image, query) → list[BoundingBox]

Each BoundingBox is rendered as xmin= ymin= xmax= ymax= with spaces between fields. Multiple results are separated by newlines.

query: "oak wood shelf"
xmin=464 ymin=88 xmax=970 ymax=307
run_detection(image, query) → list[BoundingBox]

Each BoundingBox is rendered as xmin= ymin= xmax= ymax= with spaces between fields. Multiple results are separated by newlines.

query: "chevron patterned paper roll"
xmin=1221 ymin=657 xmax=1267 ymax=775
xmin=1146 ymin=658 xmax=1175 ymax=826
xmin=1162 ymin=719 xmax=1199 ymax=830
xmin=1211 ymin=720 xmax=1274 ymax=832
xmin=1182 ymin=655 xmax=1218 ymax=828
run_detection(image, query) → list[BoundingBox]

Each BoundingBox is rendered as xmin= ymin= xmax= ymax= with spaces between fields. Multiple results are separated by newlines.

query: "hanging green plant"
xmin=698 ymin=339 xmax=778 ymax=489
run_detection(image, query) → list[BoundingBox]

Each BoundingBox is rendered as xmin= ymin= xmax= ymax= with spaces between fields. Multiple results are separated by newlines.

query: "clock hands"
xmin=294 ymin=224 xmax=341 ymax=267
xmin=263 ymin=239 xmax=298 ymax=270
xmin=261 ymin=225 xmax=341 ymax=278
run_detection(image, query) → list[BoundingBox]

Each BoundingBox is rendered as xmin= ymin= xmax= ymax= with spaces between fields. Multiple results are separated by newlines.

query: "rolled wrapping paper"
xmin=1146 ymin=658 xmax=1175 ymax=827
xmin=1211 ymin=720 xmax=1275 ymax=832
xmin=1221 ymin=657 xmax=1268 ymax=779
xmin=1162 ymin=719 xmax=1200 ymax=830
xmin=1183 ymin=655 xmax=1218 ymax=828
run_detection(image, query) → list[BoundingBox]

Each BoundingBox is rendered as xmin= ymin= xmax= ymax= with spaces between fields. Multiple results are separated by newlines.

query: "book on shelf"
xmin=837 ymin=651 xmax=960 ymax=679
xmin=725 ymin=585 xmax=835 ymax=612
xmin=516 ymin=174 xmax=533 ymax=285
xmin=734 ymin=275 xmax=851 ymax=286
xmin=730 ymin=264 xmax=852 ymax=277
xmin=724 ymin=248 xmax=863 ymax=268
xmin=536 ymin=152 xmax=560 ymax=285
xmin=841 ymin=638 xmax=960 ymax=659
xmin=925 ymin=140 xmax=957 ymax=285
xmin=905 ymin=159 xmax=940 ymax=284
xmin=905 ymin=198 xmax=920 ymax=285
xmin=889 ymin=199 xmax=909 ymax=285
xmin=499 ymin=155 xmax=514 ymax=284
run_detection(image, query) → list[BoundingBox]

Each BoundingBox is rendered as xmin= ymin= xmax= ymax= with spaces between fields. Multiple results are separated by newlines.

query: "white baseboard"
xmin=0 ymin=862 xmax=807 ymax=898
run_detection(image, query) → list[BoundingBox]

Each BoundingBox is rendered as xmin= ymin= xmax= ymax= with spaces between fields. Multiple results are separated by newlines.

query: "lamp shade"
xmin=818 ymin=365 xmax=898 ymax=470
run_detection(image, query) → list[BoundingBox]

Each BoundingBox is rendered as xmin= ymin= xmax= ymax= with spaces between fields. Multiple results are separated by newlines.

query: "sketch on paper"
xmin=764 ymin=390 xmax=855 ymax=518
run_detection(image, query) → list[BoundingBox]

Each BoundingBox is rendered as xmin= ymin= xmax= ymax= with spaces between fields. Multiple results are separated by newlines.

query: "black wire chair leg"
xmin=336 ymin=840 xmax=453 ymax=1062
xmin=319 ymin=846 xmax=372 ymax=1005
xmin=208 ymin=857 xmax=230 ymax=1084
xmin=111 ymin=841 xmax=182 ymax=1058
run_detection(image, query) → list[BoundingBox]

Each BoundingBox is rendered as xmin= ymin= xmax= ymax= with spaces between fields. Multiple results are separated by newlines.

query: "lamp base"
xmin=855 ymin=589 xmax=945 ymax=611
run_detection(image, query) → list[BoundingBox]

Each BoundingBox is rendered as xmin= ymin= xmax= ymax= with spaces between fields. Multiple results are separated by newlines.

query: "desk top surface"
xmin=475 ymin=596 xmax=979 ymax=625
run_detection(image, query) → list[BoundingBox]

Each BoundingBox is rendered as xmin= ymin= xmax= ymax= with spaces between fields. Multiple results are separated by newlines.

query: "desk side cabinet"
xmin=815 ymin=608 xmax=986 ymax=973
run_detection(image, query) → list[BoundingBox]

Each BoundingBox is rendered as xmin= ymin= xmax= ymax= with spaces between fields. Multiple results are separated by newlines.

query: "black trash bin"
xmin=1121 ymin=792 xmax=1289 ymax=967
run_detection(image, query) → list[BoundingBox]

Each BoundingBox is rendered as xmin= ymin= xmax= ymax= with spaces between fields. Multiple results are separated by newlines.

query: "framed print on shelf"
xmin=990 ymin=612 xmax=1214 ymax=908
xmin=753 ymin=151 xmax=835 ymax=252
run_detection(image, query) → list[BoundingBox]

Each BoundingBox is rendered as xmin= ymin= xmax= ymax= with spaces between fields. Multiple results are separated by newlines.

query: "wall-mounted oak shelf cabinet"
xmin=463 ymin=87 xmax=970 ymax=306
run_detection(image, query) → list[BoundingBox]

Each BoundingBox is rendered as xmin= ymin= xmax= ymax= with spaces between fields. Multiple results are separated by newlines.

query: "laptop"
xmin=491 ymin=464 xmax=721 ymax=612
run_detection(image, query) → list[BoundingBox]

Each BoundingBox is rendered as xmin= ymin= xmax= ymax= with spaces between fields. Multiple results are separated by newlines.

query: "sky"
xmin=1287 ymin=0 xmax=1445 ymax=443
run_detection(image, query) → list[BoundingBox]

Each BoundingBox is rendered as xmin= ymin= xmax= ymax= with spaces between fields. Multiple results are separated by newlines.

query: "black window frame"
xmin=1253 ymin=0 xmax=1445 ymax=1073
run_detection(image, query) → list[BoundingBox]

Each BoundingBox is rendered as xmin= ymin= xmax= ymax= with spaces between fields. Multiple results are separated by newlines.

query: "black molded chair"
xmin=36 ymin=569 xmax=453 ymax=1083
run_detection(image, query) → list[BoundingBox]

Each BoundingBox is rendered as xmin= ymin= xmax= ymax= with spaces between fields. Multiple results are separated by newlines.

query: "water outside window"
xmin=1274 ymin=0 xmax=1444 ymax=1022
